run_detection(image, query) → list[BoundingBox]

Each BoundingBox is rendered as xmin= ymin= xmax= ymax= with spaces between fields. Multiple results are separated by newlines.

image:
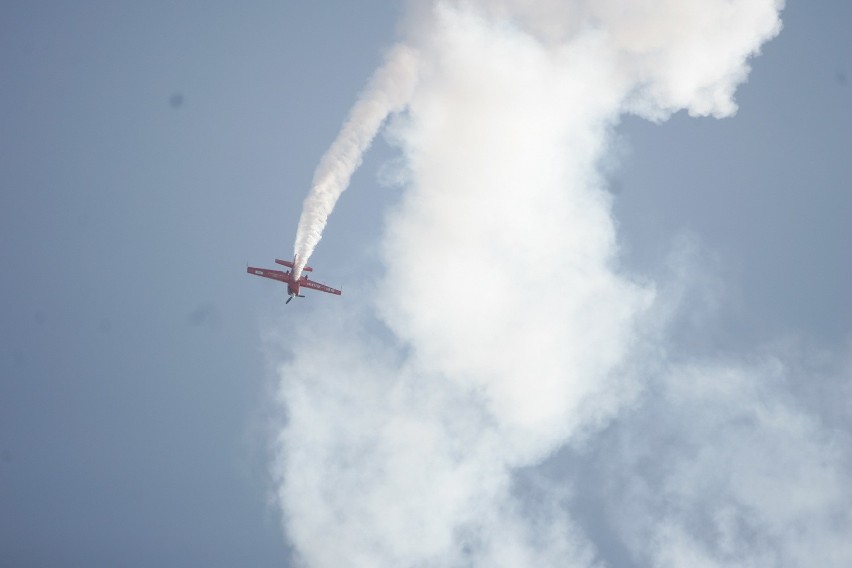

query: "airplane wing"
xmin=300 ymin=278 xmax=342 ymax=296
xmin=246 ymin=267 xmax=292 ymax=284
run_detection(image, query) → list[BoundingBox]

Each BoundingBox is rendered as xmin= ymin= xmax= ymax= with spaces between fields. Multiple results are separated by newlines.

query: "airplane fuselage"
xmin=287 ymin=277 xmax=300 ymax=299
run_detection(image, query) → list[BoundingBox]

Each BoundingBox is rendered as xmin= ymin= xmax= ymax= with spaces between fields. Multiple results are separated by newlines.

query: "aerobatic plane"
xmin=247 ymin=257 xmax=341 ymax=304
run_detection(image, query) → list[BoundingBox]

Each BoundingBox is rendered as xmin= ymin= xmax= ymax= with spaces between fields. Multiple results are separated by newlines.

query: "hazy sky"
xmin=1 ymin=2 xmax=849 ymax=567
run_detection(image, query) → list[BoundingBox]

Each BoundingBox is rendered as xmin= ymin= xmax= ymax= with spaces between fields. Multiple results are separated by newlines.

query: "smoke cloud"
xmin=270 ymin=1 xmax=851 ymax=567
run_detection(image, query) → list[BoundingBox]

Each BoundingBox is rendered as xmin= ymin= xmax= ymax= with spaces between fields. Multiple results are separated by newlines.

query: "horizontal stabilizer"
xmin=275 ymin=259 xmax=313 ymax=272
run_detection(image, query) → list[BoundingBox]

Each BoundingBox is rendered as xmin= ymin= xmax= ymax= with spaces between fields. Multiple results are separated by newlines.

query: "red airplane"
xmin=247 ymin=257 xmax=342 ymax=304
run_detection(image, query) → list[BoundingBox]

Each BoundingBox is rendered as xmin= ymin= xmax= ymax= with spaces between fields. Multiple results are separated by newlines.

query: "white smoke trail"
xmin=267 ymin=1 xmax=849 ymax=566
xmin=292 ymin=45 xmax=419 ymax=279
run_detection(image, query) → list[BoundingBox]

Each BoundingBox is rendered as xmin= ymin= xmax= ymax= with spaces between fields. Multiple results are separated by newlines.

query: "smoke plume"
xmin=270 ymin=1 xmax=851 ymax=567
xmin=292 ymin=45 xmax=419 ymax=279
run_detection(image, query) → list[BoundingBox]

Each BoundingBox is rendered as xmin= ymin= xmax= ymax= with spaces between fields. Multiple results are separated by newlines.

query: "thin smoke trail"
xmin=291 ymin=45 xmax=418 ymax=279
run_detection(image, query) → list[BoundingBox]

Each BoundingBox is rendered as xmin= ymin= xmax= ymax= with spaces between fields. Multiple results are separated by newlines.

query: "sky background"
xmin=1 ymin=1 xmax=849 ymax=567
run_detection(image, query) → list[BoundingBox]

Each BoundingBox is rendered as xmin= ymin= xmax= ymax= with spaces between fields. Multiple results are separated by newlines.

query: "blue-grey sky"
xmin=1 ymin=2 xmax=849 ymax=567
xmin=1 ymin=3 xmax=398 ymax=565
xmin=615 ymin=0 xmax=850 ymax=348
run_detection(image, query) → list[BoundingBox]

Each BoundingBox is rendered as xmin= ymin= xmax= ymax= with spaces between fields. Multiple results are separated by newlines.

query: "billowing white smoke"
xmin=292 ymin=45 xmax=419 ymax=279
xmin=270 ymin=1 xmax=851 ymax=567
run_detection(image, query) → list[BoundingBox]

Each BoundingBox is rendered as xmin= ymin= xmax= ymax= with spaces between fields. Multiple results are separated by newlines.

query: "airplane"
xmin=246 ymin=257 xmax=342 ymax=304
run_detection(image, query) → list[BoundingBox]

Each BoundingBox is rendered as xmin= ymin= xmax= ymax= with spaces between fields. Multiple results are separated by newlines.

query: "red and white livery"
xmin=247 ymin=256 xmax=341 ymax=304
